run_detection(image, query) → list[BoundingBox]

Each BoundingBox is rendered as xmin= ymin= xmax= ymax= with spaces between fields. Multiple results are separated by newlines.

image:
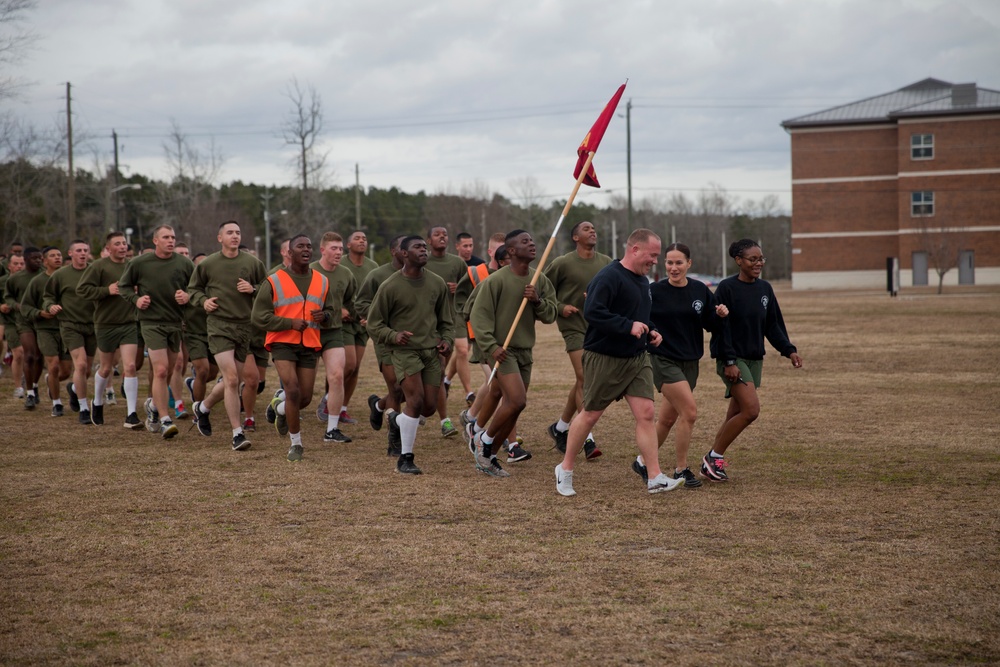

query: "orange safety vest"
xmin=465 ymin=263 xmax=491 ymax=339
xmin=264 ymin=268 xmax=329 ymax=351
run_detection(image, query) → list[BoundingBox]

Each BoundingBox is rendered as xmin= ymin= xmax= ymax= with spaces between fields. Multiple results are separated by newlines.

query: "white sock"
xmin=556 ymin=419 xmax=570 ymax=432
xmin=290 ymin=431 xmax=301 ymax=446
xmin=124 ymin=376 xmax=139 ymax=414
xmin=94 ymin=372 xmax=108 ymax=406
xmin=198 ymin=401 xmax=210 ymax=414
xmin=232 ymin=428 xmax=243 ymax=437
xmin=277 ymin=401 xmax=286 ymax=416
xmin=52 ymin=398 xmax=62 ymax=406
xmin=340 ymin=405 xmax=348 ymax=414
xmin=327 ymin=413 xmax=340 ymax=431
xmin=397 ymin=412 xmax=420 ymax=455
xmin=710 ymin=450 xmax=724 ymax=459
xmin=637 ymin=455 xmax=645 ymax=467
xmin=80 ymin=398 xmax=89 ymax=411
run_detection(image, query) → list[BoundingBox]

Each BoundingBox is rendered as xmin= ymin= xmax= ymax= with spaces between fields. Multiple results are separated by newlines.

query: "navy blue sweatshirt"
xmin=583 ymin=260 xmax=655 ymax=358
xmin=709 ymin=275 xmax=796 ymax=361
xmin=648 ymin=278 xmax=727 ymax=361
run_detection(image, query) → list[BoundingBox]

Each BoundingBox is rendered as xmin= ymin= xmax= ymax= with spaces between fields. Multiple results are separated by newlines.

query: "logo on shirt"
xmin=761 ymin=295 xmax=769 ymax=308
xmin=692 ymin=299 xmax=704 ymax=314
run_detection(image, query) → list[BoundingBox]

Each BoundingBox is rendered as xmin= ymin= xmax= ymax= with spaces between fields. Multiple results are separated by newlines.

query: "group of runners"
xmin=1 ymin=221 xmax=802 ymax=496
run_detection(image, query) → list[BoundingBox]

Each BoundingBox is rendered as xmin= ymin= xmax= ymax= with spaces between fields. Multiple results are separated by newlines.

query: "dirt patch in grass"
xmin=2 ymin=287 xmax=998 ymax=665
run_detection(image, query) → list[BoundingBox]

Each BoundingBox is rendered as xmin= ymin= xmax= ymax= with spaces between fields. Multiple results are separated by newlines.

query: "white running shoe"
xmin=555 ymin=464 xmax=576 ymax=497
xmin=647 ymin=472 xmax=685 ymax=494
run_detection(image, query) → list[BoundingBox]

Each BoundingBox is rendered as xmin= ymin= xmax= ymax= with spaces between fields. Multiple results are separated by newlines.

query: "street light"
xmin=106 ymin=183 xmax=142 ymax=231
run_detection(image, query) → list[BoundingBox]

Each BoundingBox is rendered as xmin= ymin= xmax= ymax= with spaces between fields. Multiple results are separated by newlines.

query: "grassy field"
xmin=2 ymin=285 xmax=999 ymax=665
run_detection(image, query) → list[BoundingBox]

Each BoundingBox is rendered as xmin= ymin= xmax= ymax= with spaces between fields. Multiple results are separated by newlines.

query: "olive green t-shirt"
xmin=468 ymin=266 xmax=557 ymax=358
xmin=42 ymin=264 xmax=95 ymax=324
xmin=354 ymin=262 xmax=398 ymax=322
xmin=4 ymin=268 xmax=41 ymax=329
xmin=308 ymin=261 xmax=357 ymax=331
xmin=77 ymin=257 xmax=134 ymax=326
xmin=366 ymin=270 xmax=453 ymax=351
xmin=543 ymin=250 xmax=613 ymax=338
xmin=118 ymin=252 xmax=195 ymax=324
xmin=341 ymin=255 xmax=378 ymax=334
xmin=188 ymin=250 xmax=267 ymax=323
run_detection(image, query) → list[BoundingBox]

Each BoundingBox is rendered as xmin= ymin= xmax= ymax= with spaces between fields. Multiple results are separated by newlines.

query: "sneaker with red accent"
xmin=584 ymin=437 xmax=602 ymax=460
xmin=701 ymin=452 xmax=729 ymax=482
xmin=339 ymin=409 xmax=358 ymax=425
xmin=242 ymin=417 xmax=256 ymax=433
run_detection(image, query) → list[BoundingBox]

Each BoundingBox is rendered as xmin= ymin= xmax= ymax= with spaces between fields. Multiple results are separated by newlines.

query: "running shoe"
xmin=547 ymin=422 xmax=567 ymax=453
xmin=555 ymin=464 xmax=576 ymax=496
xmin=123 ymin=412 xmax=142 ymax=430
xmin=506 ymin=443 xmax=532 ymax=463
xmin=701 ymin=452 xmax=729 ymax=482
xmin=584 ymin=437 xmax=602 ymax=460
xmin=441 ymin=417 xmax=458 ymax=438
xmin=673 ymin=467 xmax=703 ymax=488
xmin=51 ymin=404 xmax=64 ymax=418
xmin=647 ymin=473 xmax=684 ymax=494
xmin=242 ymin=417 xmax=256 ymax=433
xmin=90 ymin=404 xmax=104 ymax=425
xmin=232 ymin=432 xmax=252 ymax=451
xmin=287 ymin=444 xmax=303 ymax=462
xmin=192 ymin=401 xmax=212 ymax=437
xmin=79 ymin=409 xmax=91 ymax=425
xmin=67 ymin=382 xmax=80 ymax=412
xmin=368 ymin=394 xmax=383 ymax=431
xmin=631 ymin=457 xmax=648 ymax=483
xmin=160 ymin=421 xmax=179 ymax=440
xmin=387 ymin=412 xmax=402 ymax=457
xmin=396 ymin=453 xmax=423 ymax=475
xmin=316 ymin=395 xmax=328 ymax=422
xmin=323 ymin=428 xmax=352 ymax=443
xmin=339 ymin=409 xmax=357 ymax=425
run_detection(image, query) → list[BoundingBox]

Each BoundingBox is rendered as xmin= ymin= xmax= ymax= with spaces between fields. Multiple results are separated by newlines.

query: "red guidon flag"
xmin=573 ymin=82 xmax=627 ymax=188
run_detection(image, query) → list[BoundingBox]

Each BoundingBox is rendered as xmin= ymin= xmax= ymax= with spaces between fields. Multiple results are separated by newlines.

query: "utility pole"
xmin=355 ymin=163 xmax=361 ymax=230
xmin=112 ymin=130 xmax=121 ymax=229
xmin=261 ymin=190 xmax=274 ymax=270
xmin=626 ymin=98 xmax=632 ymax=230
xmin=66 ymin=82 xmax=76 ymax=238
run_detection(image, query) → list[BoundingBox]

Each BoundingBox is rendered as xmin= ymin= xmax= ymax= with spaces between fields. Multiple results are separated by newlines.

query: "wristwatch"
xmin=724 ymin=360 xmax=737 ymax=367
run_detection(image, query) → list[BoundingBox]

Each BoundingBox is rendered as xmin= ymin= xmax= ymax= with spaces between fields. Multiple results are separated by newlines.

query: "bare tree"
xmin=282 ymin=77 xmax=329 ymax=219
xmin=916 ymin=212 xmax=965 ymax=294
xmin=0 ymin=0 xmax=36 ymax=102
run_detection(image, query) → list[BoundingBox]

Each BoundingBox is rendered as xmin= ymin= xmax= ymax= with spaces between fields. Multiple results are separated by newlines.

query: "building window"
xmin=911 ymin=134 xmax=934 ymax=160
xmin=911 ymin=191 xmax=934 ymax=217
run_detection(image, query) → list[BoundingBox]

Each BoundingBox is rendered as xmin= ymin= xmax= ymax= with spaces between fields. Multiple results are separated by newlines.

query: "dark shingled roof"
xmin=781 ymin=78 xmax=1000 ymax=129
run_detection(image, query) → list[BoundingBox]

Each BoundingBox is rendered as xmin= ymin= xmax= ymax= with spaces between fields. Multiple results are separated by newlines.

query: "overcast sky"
xmin=8 ymin=0 xmax=1000 ymax=213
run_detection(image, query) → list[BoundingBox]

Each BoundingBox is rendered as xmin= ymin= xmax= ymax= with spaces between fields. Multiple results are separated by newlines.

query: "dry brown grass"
xmin=2 ymin=285 xmax=999 ymax=666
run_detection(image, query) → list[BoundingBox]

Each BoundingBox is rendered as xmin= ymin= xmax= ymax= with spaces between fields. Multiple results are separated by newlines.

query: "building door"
xmin=958 ymin=250 xmax=975 ymax=285
xmin=912 ymin=251 xmax=928 ymax=286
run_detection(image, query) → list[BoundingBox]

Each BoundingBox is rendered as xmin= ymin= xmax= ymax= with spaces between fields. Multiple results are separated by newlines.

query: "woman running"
xmin=637 ymin=242 xmax=728 ymax=488
xmin=704 ymin=238 xmax=803 ymax=482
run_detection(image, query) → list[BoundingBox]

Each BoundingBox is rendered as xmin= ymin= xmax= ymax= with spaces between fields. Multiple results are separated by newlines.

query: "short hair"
xmin=41 ymin=245 xmax=58 ymax=256
xmin=626 ymin=228 xmax=659 ymax=247
xmin=218 ymin=220 xmax=240 ymax=231
xmin=664 ymin=242 xmax=691 ymax=259
xmin=388 ymin=234 xmax=407 ymax=251
xmin=504 ymin=229 xmax=529 ymax=245
xmin=69 ymin=238 xmax=88 ymax=248
xmin=151 ymin=224 xmax=174 ymax=238
xmin=427 ymin=225 xmax=447 ymax=237
xmin=729 ymin=238 xmax=760 ymax=259
xmin=489 ymin=232 xmax=506 ymax=245
xmin=288 ymin=233 xmax=311 ymax=248
xmin=105 ymin=231 xmax=125 ymax=244
xmin=320 ymin=232 xmax=344 ymax=247
xmin=456 ymin=232 xmax=473 ymax=242
xmin=23 ymin=246 xmax=41 ymax=256
xmin=193 ymin=252 xmax=207 ymax=261
xmin=348 ymin=230 xmax=366 ymax=241
xmin=494 ymin=245 xmax=508 ymax=263
xmin=175 ymin=242 xmax=188 ymax=249
xmin=238 ymin=244 xmax=248 ymax=251
xmin=570 ymin=221 xmax=592 ymax=239
xmin=400 ymin=235 xmax=424 ymax=251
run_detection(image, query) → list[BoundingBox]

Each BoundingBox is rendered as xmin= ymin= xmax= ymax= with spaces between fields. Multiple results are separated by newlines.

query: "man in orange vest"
xmin=252 ymin=234 xmax=336 ymax=462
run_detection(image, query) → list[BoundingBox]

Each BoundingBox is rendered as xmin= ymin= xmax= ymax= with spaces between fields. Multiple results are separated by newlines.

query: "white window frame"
xmin=911 ymin=133 xmax=934 ymax=160
xmin=911 ymin=191 xmax=934 ymax=217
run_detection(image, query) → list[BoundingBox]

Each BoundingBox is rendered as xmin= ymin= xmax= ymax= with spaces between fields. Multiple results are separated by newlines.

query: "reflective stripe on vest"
xmin=465 ymin=264 xmax=491 ymax=339
xmin=265 ymin=269 xmax=329 ymax=351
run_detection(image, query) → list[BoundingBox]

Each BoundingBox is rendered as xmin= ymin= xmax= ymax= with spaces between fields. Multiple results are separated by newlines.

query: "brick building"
xmin=781 ymin=78 xmax=1000 ymax=289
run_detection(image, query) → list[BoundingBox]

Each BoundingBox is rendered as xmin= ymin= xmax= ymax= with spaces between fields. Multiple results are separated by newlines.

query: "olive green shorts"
xmin=374 ymin=341 xmax=390 ymax=367
xmin=4 ymin=321 xmax=20 ymax=349
xmin=251 ymin=330 xmax=268 ymax=367
xmin=320 ymin=326 xmax=345 ymax=352
xmin=390 ymin=347 xmax=441 ymax=387
xmin=140 ymin=322 xmax=182 ymax=353
xmin=343 ymin=322 xmax=369 ymax=348
xmin=270 ymin=342 xmax=318 ymax=369
xmin=561 ymin=330 xmax=585 ymax=353
xmin=184 ymin=331 xmax=212 ymax=362
xmin=582 ymin=350 xmax=654 ymax=412
xmin=651 ymin=355 xmax=699 ymax=391
xmin=207 ymin=318 xmax=251 ymax=361
xmin=716 ymin=358 xmax=762 ymax=399
xmin=36 ymin=328 xmax=68 ymax=360
xmin=494 ymin=346 xmax=532 ymax=389
xmin=469 ymin=338 xmax=483 ymax=365
xmin=96 ymin=322 xmax=139 ymax=354
xmin=60 ymin=321 xmax=96 ymax=357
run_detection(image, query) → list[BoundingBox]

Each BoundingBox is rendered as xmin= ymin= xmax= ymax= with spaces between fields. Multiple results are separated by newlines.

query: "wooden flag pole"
xmin=486 ymin=151 xmax=595 ymax=385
